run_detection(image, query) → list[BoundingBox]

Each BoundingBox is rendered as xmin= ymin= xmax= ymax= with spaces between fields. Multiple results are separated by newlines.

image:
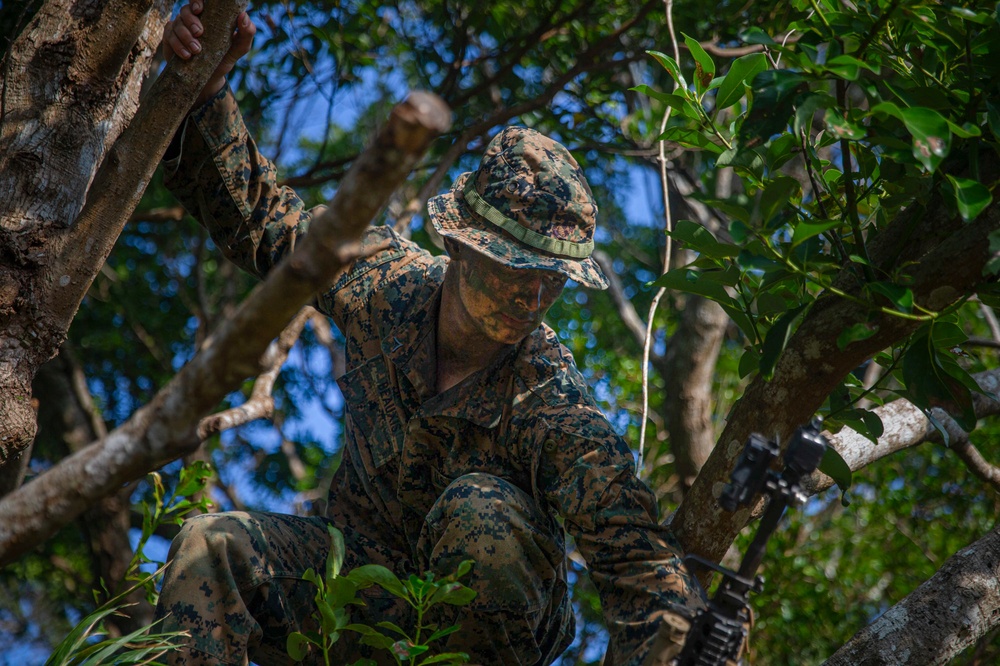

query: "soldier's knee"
xmin=434 ymin=473 xmax=532 ymax=526
xmin=169 ymin=511 xmax=259 ymax=567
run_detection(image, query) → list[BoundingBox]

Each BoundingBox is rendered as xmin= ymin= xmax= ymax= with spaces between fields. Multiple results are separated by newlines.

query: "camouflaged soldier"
xmin=158 ymin=6 xmax=705 ymax=666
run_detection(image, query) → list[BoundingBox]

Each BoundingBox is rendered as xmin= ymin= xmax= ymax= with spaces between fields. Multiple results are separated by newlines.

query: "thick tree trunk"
xmin=823 ymin=524 xmax=1000 ymax=666
xmin=0 ymin=0 xmax=170 ymax=496
xmin=663 ymin=296 xmax=727 ymax=487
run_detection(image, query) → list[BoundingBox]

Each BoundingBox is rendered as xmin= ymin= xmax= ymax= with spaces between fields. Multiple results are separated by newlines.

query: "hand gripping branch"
xmin=644 ymin=419 xmax=828 ymax=666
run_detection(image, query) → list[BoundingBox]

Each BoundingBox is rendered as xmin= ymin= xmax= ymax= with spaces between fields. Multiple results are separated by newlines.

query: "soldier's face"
xmin=455 ymin=248 xmax=566 ymax=345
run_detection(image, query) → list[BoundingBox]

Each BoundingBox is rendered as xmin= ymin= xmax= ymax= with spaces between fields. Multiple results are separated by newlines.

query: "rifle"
xmin=644 ymin=420 xmax=829 ymax=666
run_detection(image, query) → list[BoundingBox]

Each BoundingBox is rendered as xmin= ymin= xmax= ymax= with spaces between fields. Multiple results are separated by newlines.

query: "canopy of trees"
xmin=1 ymin=0 xmax=998 ymax=664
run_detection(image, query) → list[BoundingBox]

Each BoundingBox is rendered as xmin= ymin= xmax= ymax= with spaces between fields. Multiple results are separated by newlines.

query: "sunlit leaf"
xmin=945 ymin=175 xmax=993 ymax=221
xmin=647 ymin=49 xmax=687 ymax=88
xmin=683 ymin=33 xmax=716 ymax=91
xmin=716 ymin=53 xmax=768 ymax=110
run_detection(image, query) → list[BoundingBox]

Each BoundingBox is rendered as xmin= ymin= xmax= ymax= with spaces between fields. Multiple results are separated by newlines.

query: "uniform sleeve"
xmin=536 ymin=406 xmax=707 ymax=666
xmin=161 ymin=85 xmax=308 ymax=280
xmin=160 ymin=87 xmax=432 ymax=334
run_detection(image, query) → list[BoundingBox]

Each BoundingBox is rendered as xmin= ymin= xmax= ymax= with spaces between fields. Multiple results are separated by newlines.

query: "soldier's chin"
xmin=490 ymin=315 xmax=535 ymax=343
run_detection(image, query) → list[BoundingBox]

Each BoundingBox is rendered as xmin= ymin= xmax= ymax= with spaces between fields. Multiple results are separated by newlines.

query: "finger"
xmin=188 ymin=1 xmax=203 ymax=15
xmin=177 ymin=5 xmax=204 ymax=39
xmin=229 ymin=12 xmax=256 ymax=59
xmin=167 ymin=22 xmax=200 ymax=58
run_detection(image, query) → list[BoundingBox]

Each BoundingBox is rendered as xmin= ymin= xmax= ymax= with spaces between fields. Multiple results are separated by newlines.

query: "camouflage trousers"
xmin=155 ymin=473 xmax=574 ymax=666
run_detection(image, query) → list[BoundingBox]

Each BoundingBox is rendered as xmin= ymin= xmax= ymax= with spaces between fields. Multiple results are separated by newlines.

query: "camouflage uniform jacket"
xmin=163 ymin=86 xmax=704 ymax=666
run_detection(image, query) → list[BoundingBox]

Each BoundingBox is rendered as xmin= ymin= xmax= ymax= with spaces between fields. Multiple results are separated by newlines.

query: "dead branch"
xmin=197 ymin=307 xmax=312 ymax=439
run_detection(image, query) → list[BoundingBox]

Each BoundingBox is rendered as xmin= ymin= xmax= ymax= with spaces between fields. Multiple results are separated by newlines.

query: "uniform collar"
xmin=380 ymin=282 xmax=519 ymax=428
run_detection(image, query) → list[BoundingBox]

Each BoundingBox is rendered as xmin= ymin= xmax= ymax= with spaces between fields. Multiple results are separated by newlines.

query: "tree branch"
xmin=44 ymin=0 xmax=250 ymax=338
xmin=806 ymin=368 xmax=1000 ymax=496
xmin=0 ymin=92 xmax=451 ymax=566
xmin=197 ymin=306 xmax=312 ymax=439
xmin=824 ymin=523 xmax=1000 ymax=666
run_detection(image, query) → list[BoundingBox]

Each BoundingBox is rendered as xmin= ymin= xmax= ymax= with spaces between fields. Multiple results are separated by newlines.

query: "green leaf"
xmin=824 ymin=108 xmax=866 ymax=140
xmin=871 ymin=102 xmax=951 ymax=172
xmin=647 ymin=50 xmax=687 ymax=88
xmin=818 ymin=445 xmax=853 ymax=506
xmin=452 ymin=559 xmax=474 ymax=580
xmin=657 ymin=126 xmax=726 ymax=154
xmin=759 ymin=304 xmax=809 ymax=380
xmin=902 ymin=333 xmax=978 ymax=430
xmin=867 ymin=281 xmax=914 ymax=313
xmin=683 ymin=33 xmax=716 ymax=91
xmin=630 ymin=85 xmax=696 ymax=117
xmin=759 ymin=176 xmax=801 ymax=223
xmin=837 ymin=322 xmax=878 ymax=350
xmin=667 ymin=219 xmax=740 ymax=258
xmin=987 ymin=100 xmax=1000 ymax=141
xmin=344 ymin=623 xmax=384 ymax=637
xmin=174 ymin=462 xmax=212 ymax=497
xmin=375 ymin=620 xmax=410 ymax=638
xmin=316 ymin=596 xmax=339 ymax=634
xmin=834 ymin=408 xmax=884 ymax=446
xmin=717 ymin=145 xmax=766 ymax=176
xmin=328 ymin=576 xmax=360 ymax=609
xmin=945 ymin=119 xmax=981 ymax=139
xmin=425 ymin=624 xmax=463 ymax=644
xmin=358 ymin=632 xmax=397 ymax=650
xmin=766 ymin=133 xmax=799 ymax=170
xmin=302 ymin=568 xmax=321 ymax=588
xmin=435 ymin=584 xmax=477 ymax=606
xmin=650 ymin=268 xmax=755 ymax=339
xmin=930 ymin=320 xmax=968 ymax=348
xmin=419 ymin=653 xmax=472 ymax=665
xmin=985 ymin=229 xmax=1000 ymax=277
xmin=740 ymin=27 xmax=777 ymax=45
xmin=863 ymin=410 xmax=885 ymax=439
xmin=791 ymin=218 xmax=840 ymax=248
xmin=716 ymin=53 xmax=768 ymax=110
xmin=901 ymin=107 xmax=952 ymax=172
xmin=287 ymin=631 xmax=316 ymax=660
xmin=822 ymin=54 xmax=877 ymax=81
xmin=327 ymin=525 xmax=346 ymax=580
xmin=945 ymin=175 xmax=993 ymax=221
xmin=740 ymin=70 xmax=809 ymax=146
xmin=347 ymin=564 xmax=408 ymax=599
xmin=738 ymin=348 xmax=760 ymax=379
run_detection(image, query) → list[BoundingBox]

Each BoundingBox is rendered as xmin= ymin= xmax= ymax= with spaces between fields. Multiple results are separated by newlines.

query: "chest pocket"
xmin=337 ymin=353 xmax=406 ymax=475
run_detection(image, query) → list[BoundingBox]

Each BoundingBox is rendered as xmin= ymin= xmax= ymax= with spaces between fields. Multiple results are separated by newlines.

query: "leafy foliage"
xmin=639 ymin=0 xmax=1000 ymax=448
xmin=287 ymin=526 xmax=474 ymax=666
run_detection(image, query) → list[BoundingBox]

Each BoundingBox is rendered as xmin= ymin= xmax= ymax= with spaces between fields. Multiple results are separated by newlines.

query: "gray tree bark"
xmin=823 ymin=524 xmax=1000 ymax=666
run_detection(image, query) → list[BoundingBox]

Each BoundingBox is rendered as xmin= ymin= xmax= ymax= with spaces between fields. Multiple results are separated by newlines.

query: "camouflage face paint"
xmin=456 ymin=247 xmax=566 ymax=345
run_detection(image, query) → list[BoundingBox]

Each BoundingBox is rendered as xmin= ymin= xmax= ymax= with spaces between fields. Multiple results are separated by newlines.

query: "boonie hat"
xmin=427 ymin=127 xmax=609 ymax=290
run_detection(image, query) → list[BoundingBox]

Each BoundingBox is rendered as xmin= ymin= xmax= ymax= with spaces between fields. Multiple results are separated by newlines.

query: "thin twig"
xmin=638 ymin=0 xmax=681 ymax=475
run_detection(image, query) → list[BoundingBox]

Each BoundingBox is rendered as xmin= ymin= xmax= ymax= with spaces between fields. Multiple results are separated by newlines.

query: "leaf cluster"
xmin=637 ymin=0 xmax=1000 ymax=456
xmin=288 ymin=526 xmax=475 ymax=666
